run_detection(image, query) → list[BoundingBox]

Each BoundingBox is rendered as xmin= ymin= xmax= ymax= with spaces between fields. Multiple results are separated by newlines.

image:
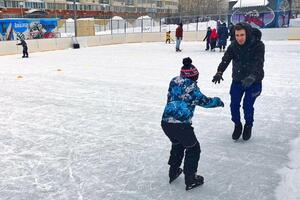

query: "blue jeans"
xmin=176 ymin=37 xmax=182 ymax=50
xmin=230 ymin=81 xmax=262 ymax=126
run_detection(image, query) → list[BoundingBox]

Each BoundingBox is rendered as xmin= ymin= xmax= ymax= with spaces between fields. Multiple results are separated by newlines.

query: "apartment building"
xmin=178 ymin=0 xmax=228 ymax=16
xmin=0 ymin=0 xmax=178 ymax=17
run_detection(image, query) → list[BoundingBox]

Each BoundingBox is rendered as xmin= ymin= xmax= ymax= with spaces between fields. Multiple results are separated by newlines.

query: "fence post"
xmin=110 ymin=19 xmax=113 ymax=35
xmin=141 ymin=17 xmax=143 ymax=33
xmin=125 ymin=21 xmax=127 ymax=34
xmin=65 ymin=21 xmax=67 ymax=33
xmin=159 ymin=18 xmax=161 ymax=32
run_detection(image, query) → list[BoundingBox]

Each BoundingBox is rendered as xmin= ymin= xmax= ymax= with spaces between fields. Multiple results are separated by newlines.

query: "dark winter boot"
xmin=232 ymin=122 xmax=243 ymax=140
xmin=242 ymin=124 xmax=252 ymax=141
xmin=185 ymin=174 xmax=204 ymax=191
xmin=169 ymin=167 xmax=183 ymax=183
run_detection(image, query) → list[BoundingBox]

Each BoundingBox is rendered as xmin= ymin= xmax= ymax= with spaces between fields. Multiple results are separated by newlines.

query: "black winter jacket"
xmin=17 ymin=40 xmax=28 ymax=49
xmin=217 ymin=27 xmax=265 ymax=82
xmin=203 ymin=30 xmax=212 ymax=41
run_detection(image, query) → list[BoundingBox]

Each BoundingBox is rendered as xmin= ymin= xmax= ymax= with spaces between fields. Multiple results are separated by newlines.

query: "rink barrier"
xmin=287 ymin=28 xmax=300 ymax=40
xmin=0 ymin=28 xmax=299 ymax=56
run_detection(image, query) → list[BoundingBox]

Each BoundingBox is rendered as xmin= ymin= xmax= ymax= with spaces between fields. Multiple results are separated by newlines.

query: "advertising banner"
xmin=0 ymin=18 xmax=58 ymax=41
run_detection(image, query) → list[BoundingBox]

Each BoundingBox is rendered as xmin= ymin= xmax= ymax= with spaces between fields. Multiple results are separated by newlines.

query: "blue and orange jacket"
xmin=162 ymin=76 xmax=223 ymax=124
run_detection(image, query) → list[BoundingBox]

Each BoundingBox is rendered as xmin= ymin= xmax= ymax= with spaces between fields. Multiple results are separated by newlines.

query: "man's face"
xmin=235 ymin=29 xmax=246 ymax=45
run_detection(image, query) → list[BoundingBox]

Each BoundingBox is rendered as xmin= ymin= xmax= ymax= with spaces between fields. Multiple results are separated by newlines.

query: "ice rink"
xmin=0 ymin=41 xmax=300 ymax=200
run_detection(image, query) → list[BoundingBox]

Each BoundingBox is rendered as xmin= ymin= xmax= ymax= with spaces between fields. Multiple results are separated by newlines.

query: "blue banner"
xmin=0 ymin=18 xmax=58 ymax=41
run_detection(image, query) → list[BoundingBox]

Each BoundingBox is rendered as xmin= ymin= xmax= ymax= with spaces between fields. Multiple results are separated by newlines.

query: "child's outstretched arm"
xmin=193 ymin=85 xmax=224 ymax=108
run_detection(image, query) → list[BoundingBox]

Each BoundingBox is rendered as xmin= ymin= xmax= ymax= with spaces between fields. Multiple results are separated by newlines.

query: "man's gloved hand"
xmin=241 ymin=75 xmax=256 ymax=88
xmin=212 ymin=72 xmax=224 ymax=84
xmin=213 ymin=97 xmax=224 ymax=107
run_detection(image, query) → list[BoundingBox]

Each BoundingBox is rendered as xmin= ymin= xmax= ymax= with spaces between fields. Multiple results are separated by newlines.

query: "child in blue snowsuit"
xmin=161 ymin=57 xmax=224 ymax=190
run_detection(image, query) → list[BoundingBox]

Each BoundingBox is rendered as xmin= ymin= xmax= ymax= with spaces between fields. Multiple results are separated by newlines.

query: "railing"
xmin=1 ymin=12 xmax=300 ymax=41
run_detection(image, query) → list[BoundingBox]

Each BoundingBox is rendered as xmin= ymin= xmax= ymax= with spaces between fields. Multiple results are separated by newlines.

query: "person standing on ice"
xmin=209 ymin=28 xmax=218 ymax=51
xmin=217 ymin=23 xmax=229 ymax=52
xmin=212 ymin=22 xmax=265 ymax=141
xmin=203 ymin=27 xmax=211 ymax=51
xmin=175 ymin=23 xmax=183 ymax=52
xmin=161 ymin=57 xmax=224 ymax=191
xmin=16 ymin=39 xmax=29 ymax=58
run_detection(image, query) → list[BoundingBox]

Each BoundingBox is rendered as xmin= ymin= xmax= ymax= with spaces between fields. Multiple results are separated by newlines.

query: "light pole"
xmin=54 ymin=0 xmax=57 ymax=18
xmin=20 ymin=1 xmax=24 ymax=18
xmin=73 ymin=0 xmax=77 ymax=37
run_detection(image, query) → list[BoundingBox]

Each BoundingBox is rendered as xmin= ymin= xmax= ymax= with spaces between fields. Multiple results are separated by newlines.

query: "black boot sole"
xmin=242 ymin=133 xmax=252 ymax=141
xmin=232 ymin=132 xmax=242 ymax=140
xmin=185 ymin=181 xmax=204 ymax=191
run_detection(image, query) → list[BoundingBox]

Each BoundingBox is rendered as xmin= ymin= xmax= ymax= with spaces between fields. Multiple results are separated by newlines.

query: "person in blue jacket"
xmin=217 ymin=23 xmax=229 ymax=52
xmin=161 ymin=57 xmax=224 ymax=191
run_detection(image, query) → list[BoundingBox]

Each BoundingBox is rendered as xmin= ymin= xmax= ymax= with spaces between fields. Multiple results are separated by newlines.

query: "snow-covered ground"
xmin=290 ymin=18 xmax=300 ymax=27
xmin=0 ymin=41 xmax=299 ymax=200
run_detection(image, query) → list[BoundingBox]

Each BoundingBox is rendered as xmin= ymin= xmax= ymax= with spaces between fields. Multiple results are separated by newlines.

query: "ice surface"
xmin=0 ymin=41 xmax=299 ymax=200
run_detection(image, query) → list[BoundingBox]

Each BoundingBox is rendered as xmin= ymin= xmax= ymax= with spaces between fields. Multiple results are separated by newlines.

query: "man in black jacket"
xmin=212 ymin=22 xmax=265 ymax=141
xmin=203 ymin=27 xmax=211 ymax=51
xmin=17 ymin=39 xmax=29 ymax=58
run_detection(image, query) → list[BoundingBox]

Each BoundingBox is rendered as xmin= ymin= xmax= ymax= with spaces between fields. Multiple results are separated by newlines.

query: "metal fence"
xmin=1 ymin=11 xmax=300 ymax=41
xmin=57 ymin=14 xmax=229 ymax=38
xmin=57 ymin=11 xmax=300 ymax=38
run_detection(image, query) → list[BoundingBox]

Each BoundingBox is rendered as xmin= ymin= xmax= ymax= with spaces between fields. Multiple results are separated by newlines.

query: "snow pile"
xmin=66 ymin=18 xmax=74 ymax=23
xmin=112 ymin=16 xmax=124 ymax=20
xmin=290 ymin=18 xmax=300 ymax=27
xmin=77 ymin=18 xmax=95 ymax=21
xmin=137 ymin=15 xmax=151 ymax=20
xmin=276 ymin=136 xmax=300 ymax=200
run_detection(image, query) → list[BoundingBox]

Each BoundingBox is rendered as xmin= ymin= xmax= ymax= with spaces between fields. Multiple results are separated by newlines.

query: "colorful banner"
xmin=229 ymin=0 xmax=291 ymax=28
xmin=0 ymin=18 xmax=58 ymax=41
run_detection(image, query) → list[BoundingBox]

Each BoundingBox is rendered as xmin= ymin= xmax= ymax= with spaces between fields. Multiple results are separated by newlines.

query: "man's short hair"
xmin=234 ymin=24 xmax=245 ymax=32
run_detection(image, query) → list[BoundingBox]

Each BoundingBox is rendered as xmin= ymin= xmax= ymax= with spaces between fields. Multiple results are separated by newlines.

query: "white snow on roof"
xmin=78 ymin=18 xmax=95 ymax=21
xmin=137 ymin=15 xmax=151 ymax=20
xmin=26 ymin=0 xmax=44 ymax=2
xmin=112 ymin=16 xmax=124 ymax=20
xmin=233 ymin=0 xmax=269 ymax=8
xmin=66 ymin=18 xmax=74 ymax=23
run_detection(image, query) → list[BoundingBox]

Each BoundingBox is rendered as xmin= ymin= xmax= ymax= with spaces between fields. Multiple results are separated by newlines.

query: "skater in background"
xmin=212 ymin=22 xmax=265 ymax=141
xmin=165 ymin=31 xmax=174 ymax=44
xmin=209 ymin=28 xmax=218 ymax=51
xmin=229 ymin=22 xmax=235 ymax=42
xmin=203 ymin=27 xmax=211 ymax=51
xmin=161 ymin=57 xmax=224 ymax=190
xmin=217 ymin=23 xmax=229 ymax=52
xmin=175 ymin=23 xmax=183 ymax=52
xmin=16 ymin=39 xmax=29 ymax=58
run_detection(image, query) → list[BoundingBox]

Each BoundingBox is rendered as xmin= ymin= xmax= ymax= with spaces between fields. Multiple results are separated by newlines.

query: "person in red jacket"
xmin=210 ymin=28 xmax=218 ymax=51
xmin=175 ymin=23 xmax=183 ymax=52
